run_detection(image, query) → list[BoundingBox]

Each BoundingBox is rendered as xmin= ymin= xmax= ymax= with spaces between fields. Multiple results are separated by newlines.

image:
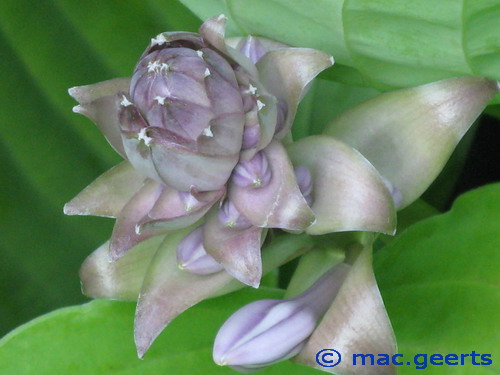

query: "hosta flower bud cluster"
xmin=65 ymin=14 xmax=498 ymax=375
xmin=67 ymin=15 xmax=334 ymax=280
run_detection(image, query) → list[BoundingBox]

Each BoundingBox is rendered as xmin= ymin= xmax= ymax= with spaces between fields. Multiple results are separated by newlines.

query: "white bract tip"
xmin=147 ymin=60 xmax=162 ymax=73
xmin=68 ymin=87 xmax=78 ymax=98
xmin=244 ymin=84 xmax=257 ymax=95
xmin=155 ymin=96 xmax=166 ymax=106
xmin=257 ymin=100 xmax=266 ymax=111
xmin=197 ymin=50 xmax=204 ymax=58
xmin=134 ymin=224 xmax=142 ymax=235
xmin=72 ymin=105 xmax=83 ymax=114
xmin=203 ymin=126 xmax=214 ymax=137
xmin=204 ymin=68 xmax=211 ymax=78
xmin=161 ymin=63 xmax=169 ymax=72
xmin=329 ymin=56 xmax=335 ymax=65
xmin=137 ymin=128 xmax=153 ymax=146
xmin=120 ymin=95 xmax=133 ymax=107
xmin=151 ymin=34 xmax=167 ymax=46
xmin=217 ymin=14 xmax=227 ymax=21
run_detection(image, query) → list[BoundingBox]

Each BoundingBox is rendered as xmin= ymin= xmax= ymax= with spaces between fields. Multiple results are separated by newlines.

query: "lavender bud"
xmin=131 ymin=48 xmax=212 ymax=139
xmin=178 ymin=191 xmax=202 ymax=212
xmin=177 ymin=227 xmax=224 ymax=275
xmin=213 ymin=264 xmax=350 ymax=370
xmin=236 ymin=36 xmax=266 ymax=64
xmin=218 ymin=200 xmax=252 ymax=229
xmin=241 ymin=125 xmax=260 ymax=149
xmin=294 ymin=165 xmax=313 ymax=206
xmin=232 ymin=152 xmax=272 ymax=188
xmin=213 ymin=299 xmax=313 ymax=370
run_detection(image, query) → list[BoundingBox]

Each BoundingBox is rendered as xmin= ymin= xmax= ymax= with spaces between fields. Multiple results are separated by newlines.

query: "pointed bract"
xmin=109 ymin=179 xmax=163 ymax=261
xmin=79 ymin=235 xmax=165 ymax=301
xmin=64 ymin=162 xmax=145 ymax=218
xmin=256 ymin=48 xmax=333 ymax=139
xmin=69 ymin=77 xmax=131 ymax=104
xmin=134 ymin=229 xmax=236 ymax=358
xmin=325 ymin=77 xmax=499 ymax=209
xmin=70 ymin=78 xmax=131 ymax=158
xmin=199 ymin=15 xmax=259 ymax=79
xmin=288 ymin=135 xmax=397 ymax=235
xmin=295 ymin=246 xmax=397 ymax=375
xmin=139 ymin=186 xmax=224 ymax=232
xmin=203 ymin=209 xmax=264 ymax=288
xmin=230 ymin=141 xmax=315 ymax=230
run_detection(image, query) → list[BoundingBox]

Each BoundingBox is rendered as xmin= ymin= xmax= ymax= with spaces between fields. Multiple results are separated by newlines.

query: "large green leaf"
xmin=180 ymin=0 xmax=500 ymax=103
xmin=0 ymin=288 xmax=320 ymax=375
xmin=374 ymin=183 xmax=500 ymax=374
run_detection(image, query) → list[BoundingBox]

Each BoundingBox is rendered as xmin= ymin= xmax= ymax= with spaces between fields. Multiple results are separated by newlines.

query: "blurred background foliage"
xmin=0 ymin=0 xmax=498 ymax=346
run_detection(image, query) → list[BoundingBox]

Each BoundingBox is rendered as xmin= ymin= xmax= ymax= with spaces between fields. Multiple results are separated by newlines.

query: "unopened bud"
xmin=176 ymin=227 xmax=224 ymax=275
xmin=213 ymin=263 xmax=350 ymax=371
xmin=218 ymin=200 xmax=252 ymax=229
xmin=241 ymin=125 xmax=260 ymax=149
xmin=232 ymin=152 xmax=272 ymax=188
xmin=178 ymin=191 xmax=202 ymax=212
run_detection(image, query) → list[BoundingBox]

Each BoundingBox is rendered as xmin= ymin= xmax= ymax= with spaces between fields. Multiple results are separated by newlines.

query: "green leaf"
xmin=180 ymin=0 xmax=500 ymax=103
xmin=0 ymin=288 xmax=320 ymax=375
xmin=374 ymin=183 xmax=500 ymax=374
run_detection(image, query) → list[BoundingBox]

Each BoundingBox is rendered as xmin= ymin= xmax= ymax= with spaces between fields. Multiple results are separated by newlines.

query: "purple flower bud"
xmin=213 ymin=263 xmax=350 ymax=371
xmin=294 ymin=165 xmax=313 ymax=206
xmin=176 ymin=227 xmax=224 ymax=275
xmin=178 ymin=191 xmax=202 ymax=212
xmin=130 ymin=46 xmax=241 ymax=141
xmin=213 ymin=299 xmax=313 ymax=370
xmin=118 ymin=28 xmax=249 ymax=192
xmin=218 ymin=200 xmax=252 ymax=229
xmin=241 ymin=125 xmax=260 ymax=149
xmin=232 ymin=152 xmax=272 ymax=188
xmin=236 ymin=36 xmax=266 ymax=64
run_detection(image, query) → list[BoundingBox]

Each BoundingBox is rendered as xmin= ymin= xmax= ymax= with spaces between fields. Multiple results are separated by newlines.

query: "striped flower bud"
xmin=232 ymin=151 xmax=272 ymax=188
xmin=213 ymin=263 xmax=350 ymax=371
xmin=218 ymin=200 xmax=252 ymax=229
xmin=176 ymin=227 xmax=224 ymax=275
